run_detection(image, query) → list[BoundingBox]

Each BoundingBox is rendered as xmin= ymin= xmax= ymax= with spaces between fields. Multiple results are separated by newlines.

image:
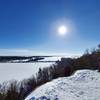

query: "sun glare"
xmin=58 ymin=25 xmax=67 ymax=36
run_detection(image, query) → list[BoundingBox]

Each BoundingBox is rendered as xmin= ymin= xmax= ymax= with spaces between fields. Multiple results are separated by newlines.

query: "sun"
xmin=58 ymin=25 xmax=67 ymax=36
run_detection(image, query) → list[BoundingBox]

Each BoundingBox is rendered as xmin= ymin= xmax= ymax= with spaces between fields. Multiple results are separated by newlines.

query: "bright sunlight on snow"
xmin=25 ymin=70 xmax=100 ymax=100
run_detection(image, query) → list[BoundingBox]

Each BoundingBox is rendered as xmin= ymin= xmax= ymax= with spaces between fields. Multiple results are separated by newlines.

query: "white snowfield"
xmin=0 ymin=62 xmax=54 ymax=83
xmin=0 ymin=57 xmax=60 ymax=83
xmin=39 ymin=57 xmax=61 ymax=62
xmin=25 ymin=70 xmax=100 ymax=100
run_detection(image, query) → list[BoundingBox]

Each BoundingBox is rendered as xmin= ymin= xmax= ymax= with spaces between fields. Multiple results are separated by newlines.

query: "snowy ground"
xmin=25 ymin=70 xmax=100 ymax=100
xmin=39 ymin=57 xmax=61 ymax=62
xmin=0 ymin=57 xmax=61 ymax=83
xmin=0 ymin=62 xmax=54 ymax=83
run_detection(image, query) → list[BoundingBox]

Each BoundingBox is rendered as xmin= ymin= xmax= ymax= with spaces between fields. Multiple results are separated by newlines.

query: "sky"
xmin=0 ymin=0 xmax=100 ymax=56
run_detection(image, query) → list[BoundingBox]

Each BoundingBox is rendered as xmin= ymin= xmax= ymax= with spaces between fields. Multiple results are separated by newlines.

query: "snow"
xmin=39 ymin=57 xmax=61 ymax=62
xmin=0 ymin=62 xmax=54 ymax=83
xmin=8 ymin=59 xmax=30 ymax=63
xmin=0 ymin=56 xmax=61 ymax=83
xmin=25 ymin=70 xmax=100 ymax=100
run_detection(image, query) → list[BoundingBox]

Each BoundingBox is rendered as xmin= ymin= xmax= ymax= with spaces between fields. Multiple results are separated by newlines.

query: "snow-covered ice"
xmin=0 ymin=56 xmax=61 ymax=83
xmin=25 ymin=70 xmax=100 ymax=100
xmin=0 ymin=62 xmax=54 ymax=83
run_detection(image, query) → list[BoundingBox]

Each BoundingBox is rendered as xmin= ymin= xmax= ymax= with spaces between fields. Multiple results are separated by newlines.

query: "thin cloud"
xmin=0 ymin=49 xmax=81 ymax=57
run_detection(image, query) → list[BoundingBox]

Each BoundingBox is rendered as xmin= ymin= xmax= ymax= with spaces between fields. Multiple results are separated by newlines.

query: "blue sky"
xmin=0 ymin=0 xmax=100 ymax=55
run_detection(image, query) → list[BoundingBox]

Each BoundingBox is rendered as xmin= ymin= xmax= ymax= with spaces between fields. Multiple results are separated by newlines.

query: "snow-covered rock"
xmin=25 ymin=70 xmax=100 ymax=100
